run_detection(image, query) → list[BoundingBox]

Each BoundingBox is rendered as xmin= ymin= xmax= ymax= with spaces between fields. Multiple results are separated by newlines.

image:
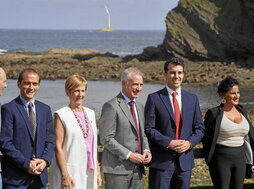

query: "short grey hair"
xmin=121 ymin=67 xmax=144 ymax=82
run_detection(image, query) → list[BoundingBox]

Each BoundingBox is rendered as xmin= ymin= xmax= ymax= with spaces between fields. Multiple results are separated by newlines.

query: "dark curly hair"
xmin=217 ymin=76 xmax=239 ymax=95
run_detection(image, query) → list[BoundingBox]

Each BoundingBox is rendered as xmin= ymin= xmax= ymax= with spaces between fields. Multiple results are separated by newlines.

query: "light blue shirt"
xmin=19 ymin=96 xmax=36 ymax=117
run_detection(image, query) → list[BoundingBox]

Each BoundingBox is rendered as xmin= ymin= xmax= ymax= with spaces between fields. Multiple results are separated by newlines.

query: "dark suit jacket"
xmin=0 ymin=96 xmax=55 ymax=186
xmin=99 ymin=93 xmax=150 ymax=175
xmin=145 ymin=87 xmax=204 ymax=171
xmin=202 ymin=104 xmax=254 ymax=165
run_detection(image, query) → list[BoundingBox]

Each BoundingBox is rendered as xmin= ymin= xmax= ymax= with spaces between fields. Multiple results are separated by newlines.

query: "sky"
xmin=0 ymin=0 xmax=179 ymax=30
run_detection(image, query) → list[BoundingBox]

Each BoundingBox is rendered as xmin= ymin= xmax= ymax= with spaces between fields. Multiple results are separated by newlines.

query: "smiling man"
xmin=0 ymin=68 xmax=55 ymax=189
xmin=99 ymin=67 xmax=151 ymax=189
xmin=144 ymin=58 xmax=205 ymax=189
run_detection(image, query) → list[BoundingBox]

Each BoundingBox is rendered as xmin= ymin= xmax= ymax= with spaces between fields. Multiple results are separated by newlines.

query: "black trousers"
xmin=209 ymin=144 xmax=245 ymax=189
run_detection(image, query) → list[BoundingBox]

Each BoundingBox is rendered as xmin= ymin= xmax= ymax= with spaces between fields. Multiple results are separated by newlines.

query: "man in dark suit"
xmin=0 ymin=68 xmax=55 ymax=189
xmin=99 ymin=67 xmax=152 ymax=189
xmin=0 ymin=67 xmax=7 ymax=189
xmin=145 ymin=58 xmax=205 ymax=189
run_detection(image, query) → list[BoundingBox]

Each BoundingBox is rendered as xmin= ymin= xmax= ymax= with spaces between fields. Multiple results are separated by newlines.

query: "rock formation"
xmin=162 ymin=0 xmax=254 ymax=67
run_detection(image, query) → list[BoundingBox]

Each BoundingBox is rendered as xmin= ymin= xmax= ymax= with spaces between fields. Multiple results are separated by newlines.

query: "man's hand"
xmin=28 ymin=159 xmax=38 ymax=175
xmin=27 ymin=158 xmax=47 ymax=175
xmin=33 ymin=158 xmax=47 ymax=173
xmin=143 ymin=151 xmax=152 ymax=164
xmin=168 ymin=140 xmax=191 ymax=153
xmin=128 ymin=152 xmax=144 ymax=164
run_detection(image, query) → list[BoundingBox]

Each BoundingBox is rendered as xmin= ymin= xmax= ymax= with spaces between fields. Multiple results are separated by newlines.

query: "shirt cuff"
xmin=143 ymin=149 xmax=150 ymax=153
xmin=126 ymin=151 xmax=132 ymax=160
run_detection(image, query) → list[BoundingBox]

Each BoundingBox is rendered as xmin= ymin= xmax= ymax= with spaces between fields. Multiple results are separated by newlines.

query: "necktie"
xmin=28 ymin=102 xmax=37 ymax=139
xmin=172 ymin=92 xmax=181 ymax=140
xmin=128 ymin=101 xmax=142 ymax=154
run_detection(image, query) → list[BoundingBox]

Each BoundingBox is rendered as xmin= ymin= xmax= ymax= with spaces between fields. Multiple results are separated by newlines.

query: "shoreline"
xmin=0 ymin=48 xmax=253 ymax=88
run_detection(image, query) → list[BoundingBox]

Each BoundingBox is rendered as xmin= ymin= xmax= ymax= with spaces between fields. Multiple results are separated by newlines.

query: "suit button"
xmin=135 ymin=138 xmax=138 ymax=141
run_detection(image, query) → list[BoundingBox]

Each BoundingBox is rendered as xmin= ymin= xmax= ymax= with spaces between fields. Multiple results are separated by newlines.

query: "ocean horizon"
xmin=0 ymin=29 xmax=165 ymax=56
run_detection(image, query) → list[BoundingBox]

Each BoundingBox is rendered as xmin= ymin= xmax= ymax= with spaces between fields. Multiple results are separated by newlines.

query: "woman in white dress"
xmin=50 ymin=74 xmax=102 ymax=189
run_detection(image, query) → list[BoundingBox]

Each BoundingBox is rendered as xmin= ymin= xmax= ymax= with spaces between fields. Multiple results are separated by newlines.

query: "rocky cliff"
xmin=136 ymin=0 xmax=254 ymax=69
xmin=162 ymin=0 xmax=254 ymax=67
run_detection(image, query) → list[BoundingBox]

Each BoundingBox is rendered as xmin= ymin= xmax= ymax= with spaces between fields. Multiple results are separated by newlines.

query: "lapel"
xmin=159 ymin=87 xmax=175 ymax=122
xmin=214 ymin=106 xmax=224 ymax=138
xmin=210 ymin=105 xmax=224 ymax=153
xmin=15 ymin=97 xmax=34 ymax=141
xmin=117 ymin=93 xmax=137 ymax=132
xmin=181 ymin=90 xmax=188 ymax=129
xmin=34 ymin=100 xmax=40 ymax=141
xmin=136 ymin=102 xmax=143 ymax=129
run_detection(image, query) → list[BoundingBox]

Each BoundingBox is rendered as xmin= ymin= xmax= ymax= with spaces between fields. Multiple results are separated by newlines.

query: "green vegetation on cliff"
xmin=179 ymin=0 xmax=210 ymax=9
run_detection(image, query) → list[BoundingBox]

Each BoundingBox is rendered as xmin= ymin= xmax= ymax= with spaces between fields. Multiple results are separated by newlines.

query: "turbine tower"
xmin=104 ymin=5 xmax=113 ymax=31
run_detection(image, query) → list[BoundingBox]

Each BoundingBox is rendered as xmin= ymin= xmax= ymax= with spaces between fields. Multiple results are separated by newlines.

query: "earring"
xmin=221 ymin=98 xmax=226 ymax=104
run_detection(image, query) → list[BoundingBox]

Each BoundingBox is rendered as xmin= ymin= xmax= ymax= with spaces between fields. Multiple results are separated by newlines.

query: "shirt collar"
xmin=165 ymin=86 xmax=181 ymax=97
xmin=121 ymin=91 xmax=135 ymax=104
xmin=19 ymin=95 xmax=35 ymax=107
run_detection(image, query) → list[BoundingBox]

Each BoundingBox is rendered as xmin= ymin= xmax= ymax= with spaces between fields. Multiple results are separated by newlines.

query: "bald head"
xmin=0 ymin=67 xmax=7 ymax=96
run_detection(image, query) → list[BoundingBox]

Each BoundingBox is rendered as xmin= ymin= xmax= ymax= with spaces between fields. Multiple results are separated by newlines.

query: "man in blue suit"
xmin=0 ymin=67 xmax=7 ymax=189
xmin=145 ymin=58 xmax=205 ymax=189
xmin=0 ymin=68 xmax=55 ymax=189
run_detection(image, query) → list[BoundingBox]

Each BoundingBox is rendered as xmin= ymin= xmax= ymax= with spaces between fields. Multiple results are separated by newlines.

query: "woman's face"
xmin=67 ymin=84 xmax=86 ymax=106
xmin=222 ymin=85 xmax=240 ymax=106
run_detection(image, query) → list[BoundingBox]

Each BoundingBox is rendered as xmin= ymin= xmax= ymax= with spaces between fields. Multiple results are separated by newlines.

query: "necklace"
xmin=69 ymin=106 xmax=89 ymax=138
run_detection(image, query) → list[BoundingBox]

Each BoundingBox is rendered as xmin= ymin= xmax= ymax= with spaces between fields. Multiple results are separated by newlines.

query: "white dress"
xmin=50 ymin=106 xmax=98 ymax=189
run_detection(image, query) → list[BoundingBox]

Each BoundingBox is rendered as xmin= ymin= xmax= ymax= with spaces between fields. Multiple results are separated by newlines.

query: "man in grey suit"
xmin=0 ymin=67 xmax=7 ymax=189
xmin=99 ymin=67 xmax=152 ymax=189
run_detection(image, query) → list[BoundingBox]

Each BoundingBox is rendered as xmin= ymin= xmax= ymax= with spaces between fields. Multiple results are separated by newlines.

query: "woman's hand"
xmin=97 ymin=161 xmax=102 ymax=187
xmin=61 ymin=174 xmax=75 ymax=189
xmin=97 ymin=172 xmax=102 ymax=187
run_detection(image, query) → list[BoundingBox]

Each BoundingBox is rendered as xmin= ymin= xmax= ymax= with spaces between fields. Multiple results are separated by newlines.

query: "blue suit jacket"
xmin=0 ymin=96 xmax=55 ymax=186
xmin=144 ymin=87 xmax=204 ymax=171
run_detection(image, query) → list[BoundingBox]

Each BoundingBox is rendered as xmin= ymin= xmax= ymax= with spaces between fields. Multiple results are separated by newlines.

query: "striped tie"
xmin=28 ymin=102 xmax=37 ymax=139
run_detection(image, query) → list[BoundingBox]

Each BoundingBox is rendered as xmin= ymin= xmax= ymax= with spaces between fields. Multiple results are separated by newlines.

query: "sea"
xmin=0 ymin=29 xmax=253 ymax=118
xmin=1 ymin=80 xmax=253 ymax=120
xmin=0 ymin=29 xmax=165 ymax=56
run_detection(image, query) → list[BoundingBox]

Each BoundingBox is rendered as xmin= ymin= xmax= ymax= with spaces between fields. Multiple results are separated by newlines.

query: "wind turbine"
xmin=103 ymin=5 xmax=113 ymax=31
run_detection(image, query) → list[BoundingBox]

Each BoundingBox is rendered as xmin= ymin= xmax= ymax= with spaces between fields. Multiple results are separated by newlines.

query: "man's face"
xmin=0 ymin=69 xmax=7 ymax=96
xmin=122 ymin=73 xmax=143 ymax=99
xmin=164 ymin=63 xmax=184 ymax=91
xmin=17 ymin=71 xmax=40 ymax=101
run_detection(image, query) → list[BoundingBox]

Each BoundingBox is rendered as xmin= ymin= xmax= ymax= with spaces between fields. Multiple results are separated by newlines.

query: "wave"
xmin=0 ymin=49 xmax=8 ymax=55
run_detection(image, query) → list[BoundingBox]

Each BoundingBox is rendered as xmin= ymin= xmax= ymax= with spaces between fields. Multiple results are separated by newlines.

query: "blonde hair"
xmin=65 ymin=74 xmax=87 ymax=93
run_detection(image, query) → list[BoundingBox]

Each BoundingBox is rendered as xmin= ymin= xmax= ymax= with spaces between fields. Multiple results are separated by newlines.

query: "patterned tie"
xmin=128 ymin=101 xmax=142 ymax=154
xmin=28 ymin=102 xmax=37 ymax=139
xmin=172 ymin=92 xmax=181 ymax=140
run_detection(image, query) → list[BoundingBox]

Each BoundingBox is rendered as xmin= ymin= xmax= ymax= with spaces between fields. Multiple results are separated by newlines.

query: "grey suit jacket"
xmin=99 ymin=92 xmax=150 ymax=175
